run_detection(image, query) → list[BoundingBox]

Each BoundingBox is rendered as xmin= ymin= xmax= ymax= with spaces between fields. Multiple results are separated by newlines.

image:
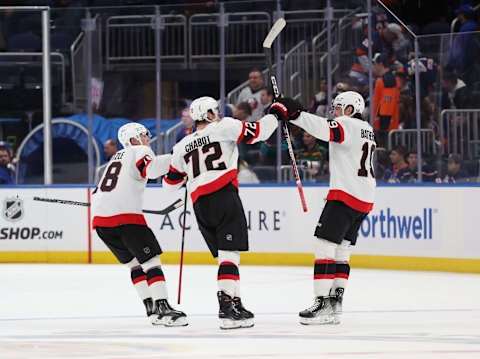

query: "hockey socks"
xmin=313 ymin=239 xmax=337 ymax=297
xmin=217 ymin=250 xmax=240 ymax=298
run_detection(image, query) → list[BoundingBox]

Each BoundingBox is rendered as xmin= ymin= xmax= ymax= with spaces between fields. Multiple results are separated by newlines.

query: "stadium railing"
xmin=440 ymin=109 xmax=480 ymax=160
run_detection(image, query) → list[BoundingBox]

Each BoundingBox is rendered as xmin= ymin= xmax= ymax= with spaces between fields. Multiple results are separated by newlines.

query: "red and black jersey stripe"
xmin=329 ymin=120 xmax=345 ymax=143
xmin=130 ymin=265 xmax=147 ymax=285
xmin=146 ymin=266 xmax=165 ymax=285
xmin=218 ymin=261 xmax=240 ymax=281
xmin=164 ymin=165 xmax=186 ymax=185
xmin=136 ymin=155 xmax=152 ymax=178
xmin=237 ymin=121 xmax=260 ymax=144
xmin=335 ymin=262 xmax=350 ymax=279
xmin=314 ymin=259 xmax=335 ymax=280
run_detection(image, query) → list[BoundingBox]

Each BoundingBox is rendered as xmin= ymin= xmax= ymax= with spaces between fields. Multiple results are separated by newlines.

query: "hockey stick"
xmin=263 ymin=18 xmax=308 ymax=212
xmin=177 ymin=187 xmax=188 ymax=304
xmin=32 ymin=196 xmax=184 ymax=215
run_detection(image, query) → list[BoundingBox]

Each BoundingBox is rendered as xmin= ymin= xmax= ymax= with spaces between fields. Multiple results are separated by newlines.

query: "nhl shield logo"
xmin=3 ymin=197 xmax=24 ymax=222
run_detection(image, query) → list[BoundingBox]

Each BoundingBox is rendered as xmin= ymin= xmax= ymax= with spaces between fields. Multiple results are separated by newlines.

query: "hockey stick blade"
xmin=262 ymin=18 xmax=286 ymax=49
xmin=142 ymin=198 xmax=185 ymax=215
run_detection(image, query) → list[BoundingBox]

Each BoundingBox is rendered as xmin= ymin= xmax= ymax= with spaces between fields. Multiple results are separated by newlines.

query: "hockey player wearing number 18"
xmin=92 ymin=123 xmax=187 ymax=327
xmin=270 ymin=91 xmax=376 ymax=325
xmin=163 ymin=96 xmax=278 ymax=329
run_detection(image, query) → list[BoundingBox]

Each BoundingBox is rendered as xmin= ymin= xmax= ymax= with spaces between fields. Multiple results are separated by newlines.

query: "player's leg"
xmin=216 ymin=185 xmax=253 ymax=328
xmin=299 ymin=200 xmax=352 ymax=325
xmin=121 ymin=224 xmax=187 ymax=327
xmin=330 ymin=239 xmax=351 ymax=324
xmin=126 ymin=257 xmax=155 ymax=321
xmin=96 ymin=226 xmax=155 ymax=322
xmin=330 ymin=211 xmax=368 ymax=324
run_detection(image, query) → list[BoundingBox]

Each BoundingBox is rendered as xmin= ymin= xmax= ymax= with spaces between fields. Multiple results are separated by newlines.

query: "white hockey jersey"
xmin=92 ymin=145 xmax=171 ymax=228
xmin=291 ymin=112 xmax=376 ymax=213
xmin=163 ymin=115 xmax=278 ymax=202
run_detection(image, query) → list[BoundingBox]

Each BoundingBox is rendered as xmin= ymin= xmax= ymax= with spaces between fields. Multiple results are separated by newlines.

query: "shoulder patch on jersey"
xmin=237 ymin=121 xmax=260 ymax=144
xmin=136 ymin=154 xmax=153 ymax=178
xmin=329 ymin=120 xmax=345 ymax=143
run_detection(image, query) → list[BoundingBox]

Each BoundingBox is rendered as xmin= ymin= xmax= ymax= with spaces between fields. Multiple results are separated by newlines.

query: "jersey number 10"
xmin=358 ymin=142 xmax=376 ymax=178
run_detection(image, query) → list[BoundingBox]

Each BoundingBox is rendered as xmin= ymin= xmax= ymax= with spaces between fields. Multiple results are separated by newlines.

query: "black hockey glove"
xmin=269 ymin=97 xmax=304 ymax=122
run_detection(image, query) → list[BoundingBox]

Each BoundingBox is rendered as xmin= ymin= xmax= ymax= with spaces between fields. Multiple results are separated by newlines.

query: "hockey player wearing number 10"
xmin=163 ymin=96 xmax=278 ymax=329
xmin=270 ymin=91 xmax=376 ymax=325
xmin=92 ymin=123 xmax=188 ymax=327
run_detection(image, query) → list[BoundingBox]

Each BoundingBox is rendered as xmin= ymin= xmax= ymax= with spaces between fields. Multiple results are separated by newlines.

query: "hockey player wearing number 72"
xmin=163 ymin=96 xmax=278 ymax=329
xmin=269 ymin=91 xmax=376 ymax=325
xmin=92 ymin=123 xmax=188 ymax=327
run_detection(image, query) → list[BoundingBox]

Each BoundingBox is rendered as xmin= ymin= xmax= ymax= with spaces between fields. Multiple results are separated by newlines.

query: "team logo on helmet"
xmin=3 ymin=196 xmax=24 ymax=222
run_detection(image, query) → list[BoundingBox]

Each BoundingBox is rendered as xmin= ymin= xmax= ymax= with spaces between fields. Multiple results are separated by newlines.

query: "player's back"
xmin=328 ymin=116 xmax=376 ymax=212
xmin=92 ymin=146 xmax=150 ymax=222
xmin=172 ymin=118 xmax=239 ymax=202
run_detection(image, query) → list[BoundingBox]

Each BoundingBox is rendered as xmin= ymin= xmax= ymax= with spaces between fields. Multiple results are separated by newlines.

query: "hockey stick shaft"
xmin=177 ymin=188 xmax=188 ymax=305
xmin=33 ymin=196 xmax=183 ymax=215
xmin=263 ymin=19 xmax=308 ymax=212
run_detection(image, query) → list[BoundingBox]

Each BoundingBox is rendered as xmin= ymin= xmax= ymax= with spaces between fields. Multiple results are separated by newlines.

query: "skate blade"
xmin=332 ymin=314 xmax=341 ymax=325
xmin=152 ymin=315 xmax=188 ymax=327
xmin=241 ymin=318 xmax=254 ymax=328
xmin=219 ymin=318 xmax=242 ymax=329
xmin=299 ymin=315 xmax=335 ymax=325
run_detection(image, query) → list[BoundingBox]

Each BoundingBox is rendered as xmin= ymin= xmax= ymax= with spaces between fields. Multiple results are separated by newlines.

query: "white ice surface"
xmin=1 ymin=264 xmax=480 ymax=359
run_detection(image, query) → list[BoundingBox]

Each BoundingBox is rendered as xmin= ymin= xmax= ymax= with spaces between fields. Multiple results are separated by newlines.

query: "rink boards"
xmin=0 ymin=184 xmax=479 ymax=273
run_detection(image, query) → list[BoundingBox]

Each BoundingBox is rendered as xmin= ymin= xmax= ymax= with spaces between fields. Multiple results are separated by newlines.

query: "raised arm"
xmin=219 ymin=115 xmax=278 ymax=145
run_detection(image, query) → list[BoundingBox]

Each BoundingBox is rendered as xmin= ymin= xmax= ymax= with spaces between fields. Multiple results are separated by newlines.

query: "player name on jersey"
xmin=185 ymin=136 xmax=211 ymax=153
xmin=360 ymin=129 xmax=375 ymax=141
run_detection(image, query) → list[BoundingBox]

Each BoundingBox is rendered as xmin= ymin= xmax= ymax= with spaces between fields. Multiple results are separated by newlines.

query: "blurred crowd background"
xmin=0 ymin=0 xmax=479 ymax=185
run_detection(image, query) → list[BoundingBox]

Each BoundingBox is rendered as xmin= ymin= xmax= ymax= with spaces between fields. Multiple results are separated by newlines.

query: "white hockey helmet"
xmin=190 ymin=96 xmax=219 ymax=122
xmin=332 ymin=91 xmax=365 ymax=117
xmin=117 ymin=122 xmax=151 ymax=148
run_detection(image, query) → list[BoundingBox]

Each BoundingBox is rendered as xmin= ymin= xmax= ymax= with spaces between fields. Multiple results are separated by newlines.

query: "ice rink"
xmin=1 ymin=264 xmax=479 ymax=359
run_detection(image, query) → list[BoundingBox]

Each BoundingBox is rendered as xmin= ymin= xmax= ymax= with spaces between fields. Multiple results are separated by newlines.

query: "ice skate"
xmin=299 ymin=296 xmax=335 ymax=325
xmin=330 ymin=288 xmax=344 ymax=324
xmin=233 ymin=297 xmax=255 ymax=328
xmin=143 ymin=297 xmax=157 ymax=323
xmin=218 ymin=291 xmax=243 ymax=329
xmin=151 ymin=299 xmax=188 ymax=327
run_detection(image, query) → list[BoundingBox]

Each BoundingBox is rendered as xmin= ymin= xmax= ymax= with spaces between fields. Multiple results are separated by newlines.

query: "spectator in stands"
xmin=447 ymin=4 xmax=478 ymax=74
xmin=0 ymin=146 xmax=14 ymax=185
xmin=296 ymin=131 xmax=328 ymax=182
xmin=103 ymin=138 xmax=119 ymax=160
xmin=224 ymin=101 xmax=252 ymax=121
xmin=236 ymin=68 xmax=265 ymax=122
xmin=402 ymin=54 xmax=439 ymax=100
xmin=372 ymin=53 xmax=401 ymax=147
xmin=51 ymin=0 xmax=85 ymax=37
xmin=383 ymin=145 xmax=409 ymax=183
xmin=400 ymin=151 xmax=438 ymax=182
xmin=437 ymin=154 xmax=470 ymax=183
xmin=349 ymin=23 xmax=402 ymax=85
xmin=176 ymin=106 xmax=195 ymax=143
xmin=441 ymin=70 xmax=470 ymax=109
xmin=308 ymin=77 xmax=328 ymax=116
xmin=260 ymin=86 xmax=274 ymax=114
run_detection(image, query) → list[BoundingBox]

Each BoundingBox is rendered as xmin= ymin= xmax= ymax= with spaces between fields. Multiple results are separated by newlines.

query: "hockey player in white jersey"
xmin=163 ymin=96 xmax=278 ymax=329
xmin=92 ymin=122 xmax=187 ymax=327
xmin=270 ymin=92 xmax=376 ymax=325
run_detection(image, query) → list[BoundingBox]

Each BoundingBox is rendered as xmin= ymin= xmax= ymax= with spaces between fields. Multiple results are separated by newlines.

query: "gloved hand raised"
xmin=268 ymin=97 xmax=304 ymax=122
